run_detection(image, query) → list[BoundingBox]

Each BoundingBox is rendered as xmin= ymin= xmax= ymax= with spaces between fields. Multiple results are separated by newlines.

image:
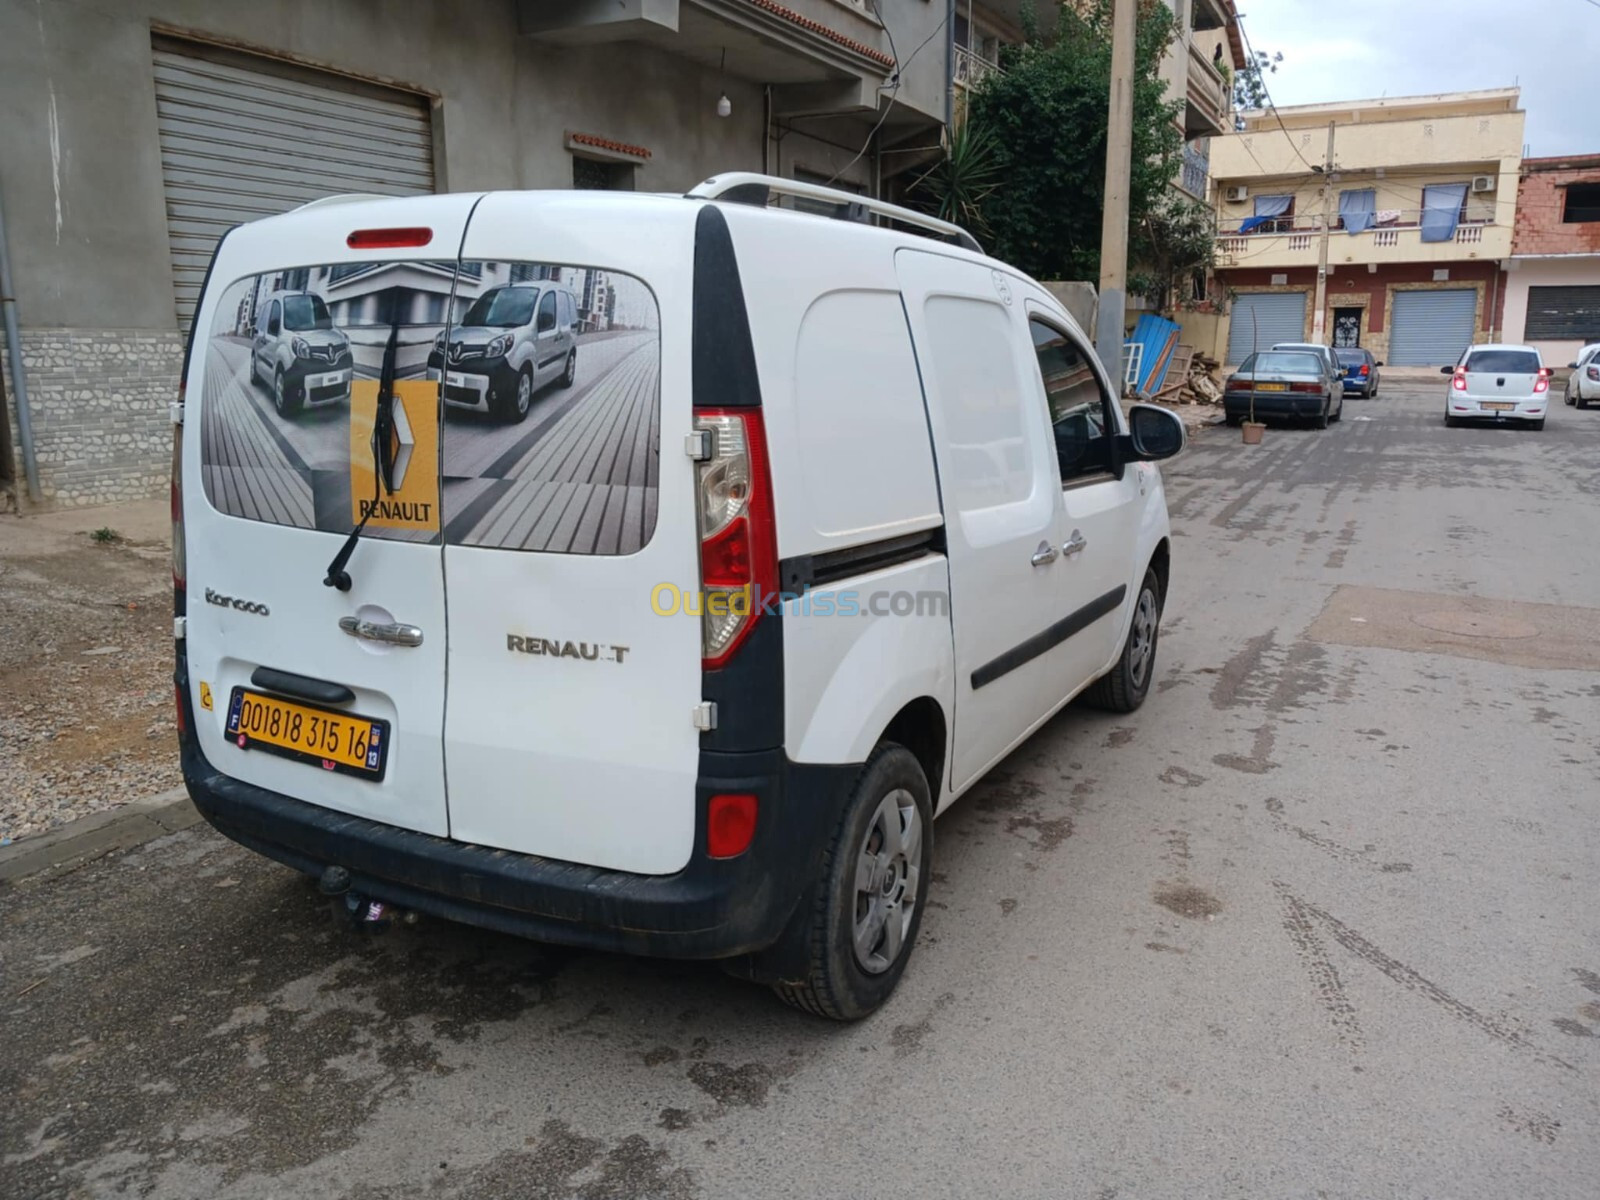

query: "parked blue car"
xmin=1335 ymin=347 xmax=1382 ymax=398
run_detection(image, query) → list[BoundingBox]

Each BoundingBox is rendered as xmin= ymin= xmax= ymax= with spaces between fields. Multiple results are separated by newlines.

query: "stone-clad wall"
xmin=2 ymin=330 xmax=183 ymax=506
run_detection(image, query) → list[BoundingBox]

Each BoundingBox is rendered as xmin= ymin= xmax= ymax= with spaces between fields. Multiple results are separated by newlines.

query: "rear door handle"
xmin=1062 ymin=530 xmax=1088 ymax=557
xmin=339 ymin=616 xmax=424 ymax=647
xmin=1031 ymin=541 xmax=1058 ymax=567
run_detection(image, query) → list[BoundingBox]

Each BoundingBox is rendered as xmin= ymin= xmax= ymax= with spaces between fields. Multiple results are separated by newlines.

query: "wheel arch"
xmin=878 ymin=696 xmax=947 ymax=810
xmin=1147 ymin=537 xmax=1171 ymax=611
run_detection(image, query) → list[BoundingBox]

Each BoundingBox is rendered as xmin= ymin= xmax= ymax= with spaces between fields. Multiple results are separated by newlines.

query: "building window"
xmin=1563 ymin=183 xmax=1600 ymax=224
xmin=573 ymin=156 xmax=635 ymax=191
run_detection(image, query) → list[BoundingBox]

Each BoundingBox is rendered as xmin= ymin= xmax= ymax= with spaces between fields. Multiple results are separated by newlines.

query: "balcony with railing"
xmin=953 ymin=42 xmax=1002 ymax=90
xmin=1184 ymin=40 xmax=1228 ymax=138
xmin=1215 ymin=208 xmax=1509 ymax=268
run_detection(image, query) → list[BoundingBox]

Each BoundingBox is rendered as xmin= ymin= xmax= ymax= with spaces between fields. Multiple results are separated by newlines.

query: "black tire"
xmin=1564 ymin=390 xmax=1575 ymax=407
xmin=1531 ymin=419 xmax=1546 ymax=431
xmin=1313 ymin=404 xmax=1330 ymax=430
xmin=273 ymin=369 xmax=302 ymax=417
xmin=558 ymin=349 xmax=577 ymax=389
xmin=1579 ymin=394 xmax=1590 ymax=410
xmin=493 ymin=365 xmax=534 ymax=424
xmin=248 ymin=353 xmax=259 ymax=387
xmin=1330 ymin=398 xmax=1342 ymax=423
xmin=1445 ymin=414 xmax=1461 ymax=428
xmin=772 ymin=744 xmax=933 ymax=1021
xmin=1224 ymin=413 xmax=1242 ymax=427
xmin=1082 ymin=566 xmax=1161 ymax=714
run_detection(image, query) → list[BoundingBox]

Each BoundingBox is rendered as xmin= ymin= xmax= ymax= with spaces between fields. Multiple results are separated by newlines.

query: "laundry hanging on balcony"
xmin=1339 ymin=188 xmax=1377 ymax=234
xmin=1374 ymin=209 xmax=1402 ymax=226
xmin=1420 ymin=183 xmax=1469 ymax=243
xmin=1239 ymin=194 xmax=1292 ymax=234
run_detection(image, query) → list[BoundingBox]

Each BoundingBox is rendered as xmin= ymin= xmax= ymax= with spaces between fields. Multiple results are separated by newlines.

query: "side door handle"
xmin=1062 ymin=530 xmax=1088 ymax=558
xmin=339 ymin=616 xmax=424 ymax=647
xmin=1031 ymin=540 xmax=1058 ymax=567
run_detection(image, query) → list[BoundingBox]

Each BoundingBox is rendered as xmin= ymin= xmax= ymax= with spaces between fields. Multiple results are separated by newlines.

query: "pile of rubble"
xmin=1145 ymin=346 xmax=1225 ymax=409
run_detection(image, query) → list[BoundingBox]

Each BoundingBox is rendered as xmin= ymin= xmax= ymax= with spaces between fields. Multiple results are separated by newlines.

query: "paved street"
xmin=4 ymin=380 xmax=1599 ymax=1200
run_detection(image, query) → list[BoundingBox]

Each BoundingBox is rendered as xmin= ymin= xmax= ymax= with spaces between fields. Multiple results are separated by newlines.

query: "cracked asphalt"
xmin=4 ymin=380 xmax=1599 ymax=1199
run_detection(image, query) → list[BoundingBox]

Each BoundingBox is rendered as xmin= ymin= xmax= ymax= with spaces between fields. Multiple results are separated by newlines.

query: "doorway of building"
xmin=1332 ymin=308 xmax=1363 ymax=348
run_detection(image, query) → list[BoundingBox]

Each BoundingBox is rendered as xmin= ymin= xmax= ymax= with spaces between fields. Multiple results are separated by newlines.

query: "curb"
xmin=0 ymin=788 xmax=202 ymax=885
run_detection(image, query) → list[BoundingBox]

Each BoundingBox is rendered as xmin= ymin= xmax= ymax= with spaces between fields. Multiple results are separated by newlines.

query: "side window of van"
xmin=266 ymin=301 xmax=281 ymax=337
xmin=1028 ymin=319 xmax=1114 ymax=485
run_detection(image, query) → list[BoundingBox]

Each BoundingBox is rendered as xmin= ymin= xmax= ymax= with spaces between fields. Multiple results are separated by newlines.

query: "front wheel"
xmin=492 ymin=366 xmax=534 ymax=424
xmin=772 ymin=745 xmax=933 ymax=1021
xmin=1082 ymin=566 xmax=1161 ymax=714
xmin=273 ymin=369 xmax=302 ymax=417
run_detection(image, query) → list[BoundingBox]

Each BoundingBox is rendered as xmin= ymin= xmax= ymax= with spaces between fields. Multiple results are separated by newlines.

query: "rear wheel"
xmin=1313 ymin=404 xmax=1330 ymax=430
xmin=1224 ymin=413 xmax=1242 ymax=427
xmin=1083 ymin=566 xmax=1161 ymax=714
xmin=772 ymin=745 xmax=933 ymax=1021
xmin=1445 ymin=414 xmax=1461 ymax=428
xmin=1530 ymin=418 xmax=1546 ymax=431
xmin=558 ymin=349 xmax=577 ymax=389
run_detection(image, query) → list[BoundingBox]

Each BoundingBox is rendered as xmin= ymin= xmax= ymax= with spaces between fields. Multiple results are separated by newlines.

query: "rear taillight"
xmin=1289 ymin=382 xmax=1324 ymax=393
xmin=1228 ymin=377 xmax=1251 ymax=391
xmin=1359 ymin=364 xmax=1370 ymax=376
xmin=1533 ymin=374 xmax=1549 ymax=394
xmin=171 ymin=382 xmax=186 ymax=593
xmin=693 ymin=408 xmax=777 ymax=670
xmin=1452 ymin=372 xmax=1468 ymax=391
xmin=706 ymin=793 xmax=759 ymax=858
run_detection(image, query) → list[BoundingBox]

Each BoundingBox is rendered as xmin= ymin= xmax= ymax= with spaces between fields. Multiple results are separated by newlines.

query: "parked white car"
xmin=1443 ymin=344 xmax=1549 ymax=429
xmin=1564 ymin=343 xmax=1600 ymax=409
xmin=173 ymin=177 xmax=1185 ymax=1019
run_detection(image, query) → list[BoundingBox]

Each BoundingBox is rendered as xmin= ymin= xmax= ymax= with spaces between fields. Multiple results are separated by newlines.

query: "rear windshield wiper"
xmin=323 ymin=318 xmax=401 ymax=592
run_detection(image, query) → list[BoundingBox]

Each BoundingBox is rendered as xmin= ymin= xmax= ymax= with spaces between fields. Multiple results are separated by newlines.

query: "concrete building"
xmin=1 ymin=0 xmax=949 ymax=508
xmin=1208 ymin=89 xmax=1526 ymax=367
xmin=1501 ymin=154 xmax=1600 ymax=365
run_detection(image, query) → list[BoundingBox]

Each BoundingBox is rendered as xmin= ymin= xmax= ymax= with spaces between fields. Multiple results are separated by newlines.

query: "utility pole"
xmin=1094 ymin=0 xmax=1137 ymax=382
xmin=1311 ymin=119 xmax=1336 ymax=344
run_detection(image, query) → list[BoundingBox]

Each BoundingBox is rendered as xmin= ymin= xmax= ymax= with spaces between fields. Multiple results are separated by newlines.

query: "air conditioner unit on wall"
xmin=1225 ymin=185 xmax=1249 ymax=203
xmin=1472 ymin=175 xmax=1496 ymax=193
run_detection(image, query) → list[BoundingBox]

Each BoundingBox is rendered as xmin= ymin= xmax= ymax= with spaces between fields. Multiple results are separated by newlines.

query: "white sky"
xmin=1237 ymin=0 xmax=1600 ymax=157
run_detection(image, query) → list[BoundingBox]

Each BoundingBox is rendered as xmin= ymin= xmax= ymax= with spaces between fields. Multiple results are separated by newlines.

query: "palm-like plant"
xmin=908 ymin=121 xmax=1003 ymax=237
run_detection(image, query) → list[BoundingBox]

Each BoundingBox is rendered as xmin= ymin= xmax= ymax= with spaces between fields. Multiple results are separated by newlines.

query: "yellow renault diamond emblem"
xmin=378 ymin=393 xmax=415 ymax=493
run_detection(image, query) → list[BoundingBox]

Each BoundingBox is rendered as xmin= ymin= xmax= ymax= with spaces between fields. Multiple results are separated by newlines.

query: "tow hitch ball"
xmin=318 ymin=864 xmax=417 ymax=930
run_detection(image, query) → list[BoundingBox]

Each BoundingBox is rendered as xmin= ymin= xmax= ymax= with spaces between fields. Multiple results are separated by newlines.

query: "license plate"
xmin=1481 ymin=401 xmax=1515 ymax=411
xmin=225 ymin=687 xmax=389 ymax=780
xmin=312 ymin=370 xmax=350 ymax=388
xmin=446 ymin=372 xmax=468 ymax=388
xmin=1256 ymin=382 xmax=1288 ymax=392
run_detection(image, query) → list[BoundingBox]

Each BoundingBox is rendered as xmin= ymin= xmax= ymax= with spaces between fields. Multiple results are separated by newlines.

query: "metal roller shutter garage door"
xmin=1227 ymin=292 xmax=1308 ymax=363
xmin=152 ymin=38 xmax=435 ymax=332
xmin=1524 ymin=285 xmax=1600 ymax=341
xmin=1387 ymin=289 xmax=1477 ymax=366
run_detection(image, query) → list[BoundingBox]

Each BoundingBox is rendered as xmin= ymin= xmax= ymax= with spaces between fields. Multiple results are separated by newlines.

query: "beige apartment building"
xmin=1209 ymin=89 xmax=1525 ymax=366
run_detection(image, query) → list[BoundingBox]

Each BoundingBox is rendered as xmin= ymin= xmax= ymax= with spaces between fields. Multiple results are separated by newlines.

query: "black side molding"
xmin=971 ymin=585 xmax=1127 ymax=690
xmin=250 ymin=667 xmax=356 ymax=707
xmin=781 ymin=527 xmax=946 ymax=592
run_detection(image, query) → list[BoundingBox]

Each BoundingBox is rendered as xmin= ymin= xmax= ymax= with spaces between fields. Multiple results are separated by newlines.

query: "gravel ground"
xmin=0 ymin=500 xmax=178 ymax=844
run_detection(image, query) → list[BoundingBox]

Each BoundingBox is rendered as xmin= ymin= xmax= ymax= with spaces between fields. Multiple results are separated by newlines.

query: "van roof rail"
xmin=291 ymin=193 xmax=393 ymax=213
xmin=686 ymin=172 xmax=982 ymax=254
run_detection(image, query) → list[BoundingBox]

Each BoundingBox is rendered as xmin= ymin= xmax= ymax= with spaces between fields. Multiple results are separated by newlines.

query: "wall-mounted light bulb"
xmin=717 ymin=92 xmax=731 ymax=118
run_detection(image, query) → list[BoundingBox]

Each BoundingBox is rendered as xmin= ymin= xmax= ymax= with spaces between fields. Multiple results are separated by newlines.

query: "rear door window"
xmin=442 ymin=262 xmax=660 ymax=555
xmin=1249 ymin=352 xmax=1322 ymax=375
xmin=1465 ymin=349 xmax=1540 ymax=373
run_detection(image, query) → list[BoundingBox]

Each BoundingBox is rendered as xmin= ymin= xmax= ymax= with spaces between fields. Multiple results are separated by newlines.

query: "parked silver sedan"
xmin=1224 ymin=351 xmax=1342 ymax=429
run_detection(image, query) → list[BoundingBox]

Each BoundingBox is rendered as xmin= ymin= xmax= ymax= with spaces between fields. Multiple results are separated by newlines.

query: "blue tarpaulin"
xmin=1125 ymin=314 xmax=1183 ymax=395
xmin=1421 ymin=183 xmax=1468 ymax=243
xmin=1239 ymin=193 xmax=1292 ymax=234
xmin=1339 ymin=188 xmax=1377 ymax=234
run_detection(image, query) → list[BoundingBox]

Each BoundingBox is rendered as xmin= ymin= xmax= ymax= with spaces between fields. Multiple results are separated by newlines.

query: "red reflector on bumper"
xmin=707 ymin=793 xmax=758 ymax=859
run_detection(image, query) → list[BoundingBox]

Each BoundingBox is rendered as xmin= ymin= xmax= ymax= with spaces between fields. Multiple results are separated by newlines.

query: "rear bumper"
xmin=1341 ymin=377 xmax=1369 ymax=392
xmin=1447 ymin=395 xmax=1545 ymax=420
xmin=177 ymin=651 xmax=853 ymax=960
xmin=1223 ymin=392 xmax=1328 ymax=418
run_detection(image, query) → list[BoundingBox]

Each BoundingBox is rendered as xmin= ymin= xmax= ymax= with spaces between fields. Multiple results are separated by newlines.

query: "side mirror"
xmin=1439 ymin=366 xmax=1455 ymax=375
xmin=1569 ymin=362 xmax=1580 ymax=369
xmin=1374 ymin=360 xmax=1384 ymax=367
xmin=1124 ymin=404 xmax=1185 ymax=462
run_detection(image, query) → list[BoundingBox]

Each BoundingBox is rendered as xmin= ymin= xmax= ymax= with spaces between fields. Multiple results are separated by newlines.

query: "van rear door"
xmin=439 ymin=193 xmax=703 ymax=876
xmin=184 ymin=195 xmax=480 ymax=838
